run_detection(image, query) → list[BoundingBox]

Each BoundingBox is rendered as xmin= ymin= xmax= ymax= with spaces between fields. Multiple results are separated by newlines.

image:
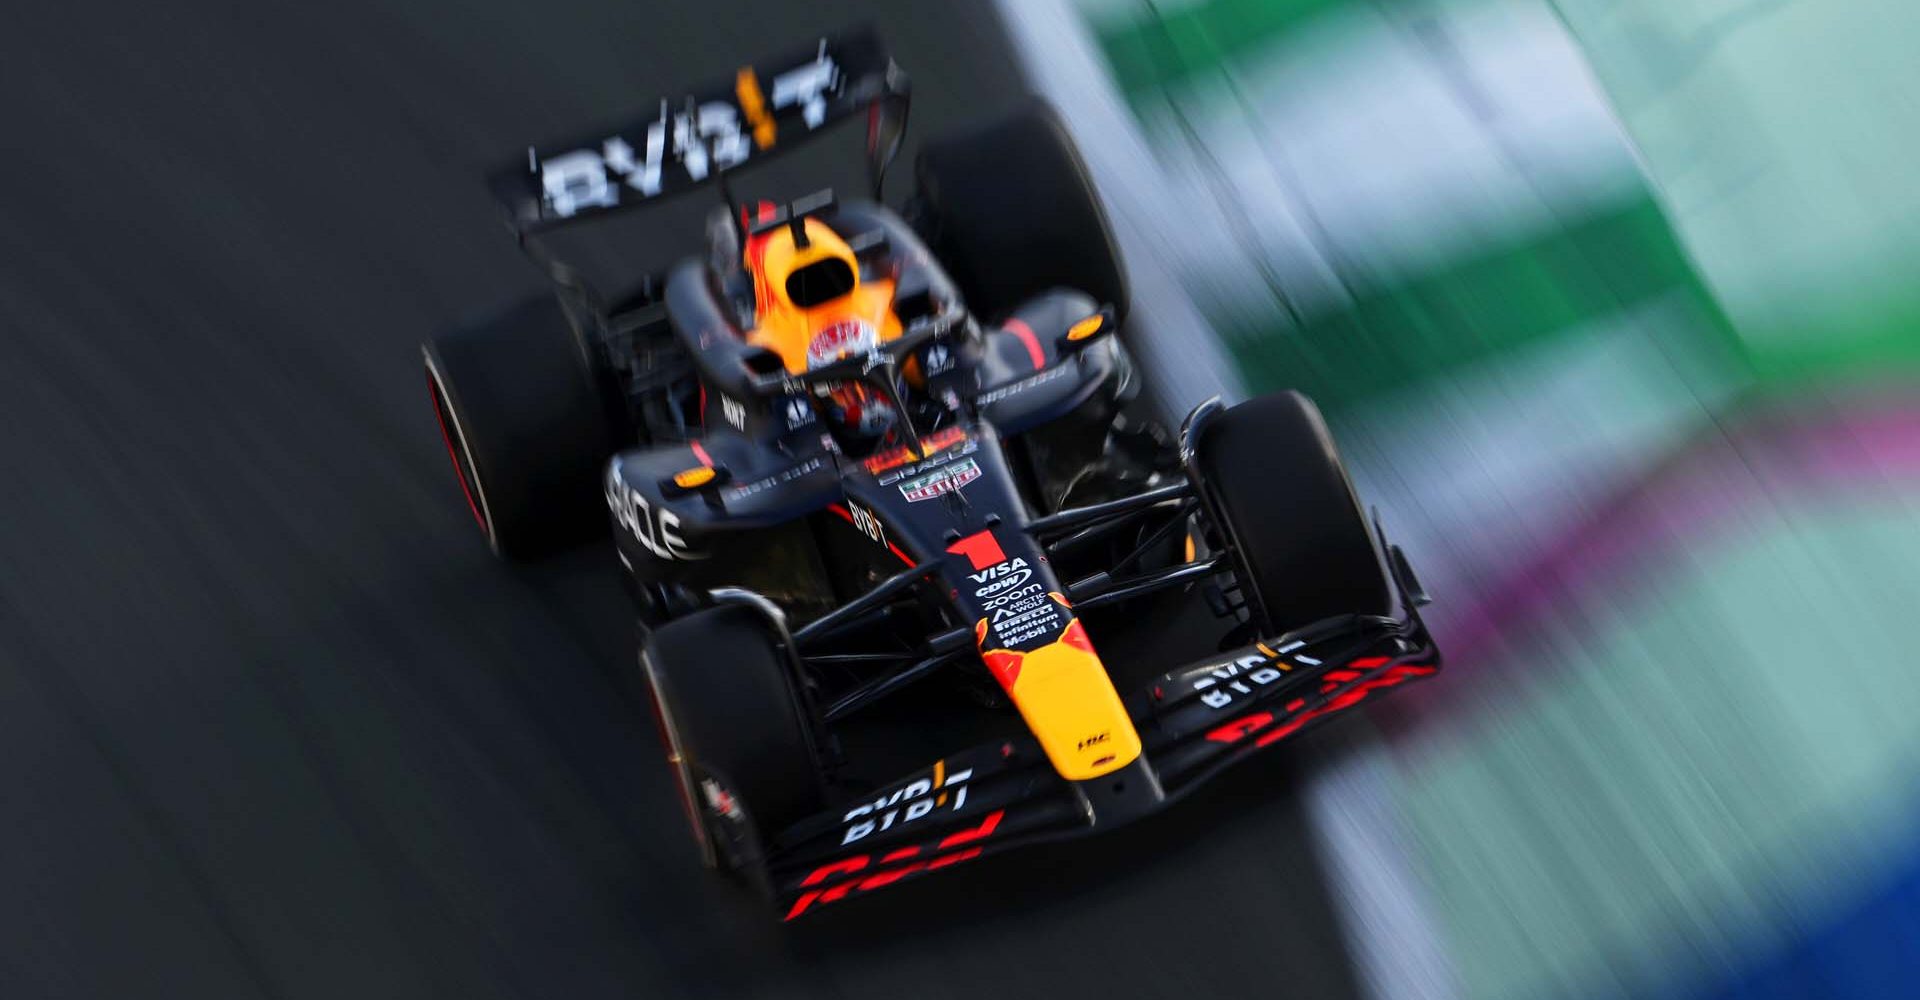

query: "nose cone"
xmin=984 ymin=616 xmax=1144 ymax=781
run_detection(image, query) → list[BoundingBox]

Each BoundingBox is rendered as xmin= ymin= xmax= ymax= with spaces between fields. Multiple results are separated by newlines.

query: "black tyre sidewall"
xmin=423 ymin=296 xmax=612 ymax=560
xmin=642 ymin=606 xmax=825 ymax=867
xmin=1196 ymin=392 xmax=1393 ymax=634
xmin=915 ymin=100 xmax=1128 ymax=322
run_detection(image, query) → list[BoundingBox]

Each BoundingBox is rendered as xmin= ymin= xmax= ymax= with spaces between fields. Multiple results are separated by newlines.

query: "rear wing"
xmin=488 ymin=28 xmax=910 ymax=237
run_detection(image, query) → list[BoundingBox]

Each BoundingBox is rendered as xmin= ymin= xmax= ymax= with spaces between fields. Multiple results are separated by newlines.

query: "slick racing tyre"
xmin=1194 ymin=392 xmax=1394 ymax=634
xmin=641 ymin=605 xmax=826 ymax=881
xmin=915 ymin=100 xmax=1128 ymax=323
xmin=423 ymin=295 xmax=613 ymax=561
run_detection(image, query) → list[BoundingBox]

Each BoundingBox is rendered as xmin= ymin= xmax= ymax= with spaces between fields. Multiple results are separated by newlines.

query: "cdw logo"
xmin=969 ymin=557 xmax=1031 ymax=598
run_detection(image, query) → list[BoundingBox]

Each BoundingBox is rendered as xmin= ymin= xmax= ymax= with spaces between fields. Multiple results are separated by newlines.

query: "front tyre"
xmin=1194 ymin=392 xmax=1393 ymax=634
xmin=641 ymin=605 xmax=826 ymax=884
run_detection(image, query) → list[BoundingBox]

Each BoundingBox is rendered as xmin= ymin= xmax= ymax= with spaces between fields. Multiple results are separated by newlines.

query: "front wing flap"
xmin=770 ymin=613 xmax=1438 ymax=920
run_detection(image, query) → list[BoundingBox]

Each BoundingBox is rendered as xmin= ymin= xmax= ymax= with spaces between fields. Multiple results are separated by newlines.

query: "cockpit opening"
xmin=785 ymin=257 xmax=857 ymax=308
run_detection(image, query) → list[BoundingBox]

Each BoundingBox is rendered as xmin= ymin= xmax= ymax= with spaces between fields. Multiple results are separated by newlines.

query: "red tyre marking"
xmin=642 ymin=676 xmax=708 ymax=859
xmin=426 ymin=372 xmax=486 ymax=532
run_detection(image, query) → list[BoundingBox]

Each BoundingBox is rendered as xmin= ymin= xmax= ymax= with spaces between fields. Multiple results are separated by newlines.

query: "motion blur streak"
xmin=1065 ymin=0 xmax=1920 ymax=998
xmin=5 ymin=0 xmax=1915 ymax=996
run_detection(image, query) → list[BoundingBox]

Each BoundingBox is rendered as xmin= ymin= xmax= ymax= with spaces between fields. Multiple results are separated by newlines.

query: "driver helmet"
xmin=809 ymin=318 xmax=898 ymax=439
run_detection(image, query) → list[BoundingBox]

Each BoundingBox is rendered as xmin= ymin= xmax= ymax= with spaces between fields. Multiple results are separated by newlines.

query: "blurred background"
xmin=3 ymin=0 xmax=1915 ymax=998
xmin=1042 ymin=0 xmax=1920 ymax=996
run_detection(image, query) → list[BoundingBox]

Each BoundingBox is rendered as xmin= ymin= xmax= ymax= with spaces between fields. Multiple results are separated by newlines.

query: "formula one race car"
xmin=424 ymin=30 xmax=1440 ymax=920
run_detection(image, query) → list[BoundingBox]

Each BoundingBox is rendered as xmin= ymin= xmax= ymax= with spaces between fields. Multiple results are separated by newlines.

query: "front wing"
xmin=767 ymin=612 xmax=1439 ymax=920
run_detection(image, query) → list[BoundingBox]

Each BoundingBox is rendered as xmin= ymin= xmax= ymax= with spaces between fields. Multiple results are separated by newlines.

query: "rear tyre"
xmin=1195 ymin=392 xmax=1393 ymax=634
xmin=423 ymin=296 xmax=613 ymax=560
xmin=915 ymin=100 xmax=1128 ymax=322
xmin=641 ymin=606 xmax=825 ymax=879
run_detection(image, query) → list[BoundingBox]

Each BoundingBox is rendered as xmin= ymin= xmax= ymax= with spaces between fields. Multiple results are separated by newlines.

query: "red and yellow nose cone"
xmin=976 ymin=610 xmax=1142 ymax=781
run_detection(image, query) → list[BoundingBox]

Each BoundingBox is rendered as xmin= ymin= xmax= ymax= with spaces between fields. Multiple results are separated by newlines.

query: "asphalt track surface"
xmin=0 ymin=2 xmax=1364 ymax=997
